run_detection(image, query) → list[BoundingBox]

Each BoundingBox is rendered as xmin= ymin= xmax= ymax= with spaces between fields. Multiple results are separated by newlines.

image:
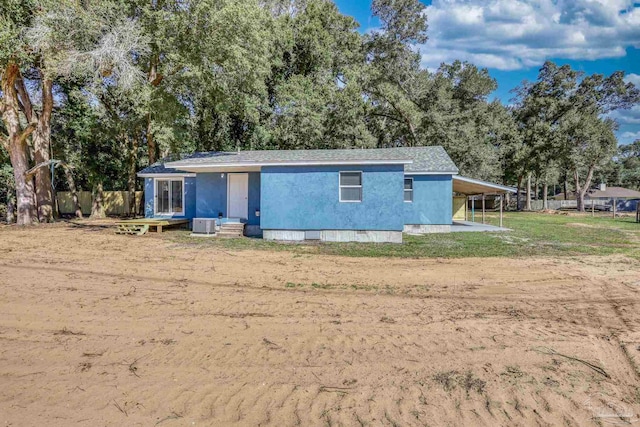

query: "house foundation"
xmin=263 ymin=230 xmax=402 ymax=243
xmin=403 ymin=224 xmax=452 ymax=234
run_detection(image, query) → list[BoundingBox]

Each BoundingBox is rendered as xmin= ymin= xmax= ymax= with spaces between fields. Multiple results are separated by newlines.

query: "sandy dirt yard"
xmin=1 ymin=221 xmax=639 ymax=426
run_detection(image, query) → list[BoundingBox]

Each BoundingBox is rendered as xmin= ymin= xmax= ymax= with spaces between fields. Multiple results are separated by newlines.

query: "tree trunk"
xmin=525 ymin=173 xmax=532 ymax=211
xmin=90 ymin=181 xmax=106 ymax=218
xmin=516 ymin=175 xmax=523 ymax=211
xmin=575 ymin=166 xmax=595 ymax=213
xmin=33 ymin=78 xmax=55 ymax=223
xmin=146 ymin=53 xmax=162 ymax=165
xmin=146 ymin=112 xmax=156 ymax=165
xmin=563 ymin=179 xmax=568 ymax=201
xmin=128 ymin=132 xmax=139 ymax=216
xmin=6 ymin=196 xmax=15 ymax=223
xmin=64 ymin=167 xmax=83 ymax=218
xmin=534 ymin=176 xmax=538 ymax=201
xmin=542 ymin=182 xmax=548 ymax=210
xmin=8 ymin=139 xmax=37 ymax=225
xmin=1 ymin=63 xmax=37 ymax=225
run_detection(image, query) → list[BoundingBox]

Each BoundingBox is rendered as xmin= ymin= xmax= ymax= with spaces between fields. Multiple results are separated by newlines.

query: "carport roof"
xmin=453 ymin=175 xmax=516 ymax=195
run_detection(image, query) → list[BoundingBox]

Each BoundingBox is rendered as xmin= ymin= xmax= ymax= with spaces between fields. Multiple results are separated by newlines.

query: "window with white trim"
xmin=404 ymin=178 xmax=413 ymax=202
xmin=339 ymin=171 xmax=362 ymax=202
xmin=155 ymin=178 xmax=184 ymax=215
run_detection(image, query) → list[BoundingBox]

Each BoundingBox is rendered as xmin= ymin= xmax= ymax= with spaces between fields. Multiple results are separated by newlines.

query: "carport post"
xmin=481 ymin=194 xmax=486 ymax=224
xmin=465 ymin=196 xmax=468 ymax=221
xmin=613 ymin=198 xmax=617 ymax=219
xmin=499 ymin=194 xmax=503 ymax=228
xmin=471 ymin=196 xmax=475 ymax=222
xmin=591 ymin=199 xmax=595 ymax=217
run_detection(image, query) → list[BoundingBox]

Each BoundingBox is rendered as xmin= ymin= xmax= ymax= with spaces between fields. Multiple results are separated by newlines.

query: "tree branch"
xmin=18 ymin=122 xmax=37 ymax=145
xmin=24 ymin=159 xmax=70 ymax=179
xmin=370 ymin=111 xmax=403 ymax=123
xmin=40 ymin=78 xmax=53 ymax=124
xmin=15 ymin=75 xmax=36 ymax=123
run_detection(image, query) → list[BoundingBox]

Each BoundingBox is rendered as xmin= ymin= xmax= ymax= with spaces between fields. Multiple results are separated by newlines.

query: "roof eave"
xmin=164 ymin=159 xmax=414 ymax=169
xmin=137 ymin=172 xmax=196 ymax=178
xmin=407 ymin=170 xmax=459 ymax=175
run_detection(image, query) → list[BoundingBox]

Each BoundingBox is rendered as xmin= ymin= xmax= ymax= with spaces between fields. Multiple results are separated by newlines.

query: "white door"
xmin=227 ymin=173 xmax=249 ymax=220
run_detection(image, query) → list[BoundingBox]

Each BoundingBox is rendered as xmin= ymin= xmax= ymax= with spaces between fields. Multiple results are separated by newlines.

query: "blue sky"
xmin=334 ymin=0 xmax=640 ymax=145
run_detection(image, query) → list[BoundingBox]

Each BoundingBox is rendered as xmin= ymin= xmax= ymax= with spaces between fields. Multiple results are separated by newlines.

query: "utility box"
xmin=192 ymin=218 xmax=217 ymax=235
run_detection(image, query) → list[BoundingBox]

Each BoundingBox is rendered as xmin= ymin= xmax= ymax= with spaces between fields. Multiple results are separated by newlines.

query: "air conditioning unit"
xmin=192 ymin=218 xmax=217 ymax=235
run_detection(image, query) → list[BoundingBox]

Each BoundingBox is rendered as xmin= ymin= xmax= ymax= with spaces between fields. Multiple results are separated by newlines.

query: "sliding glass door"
xmin=155 ymin=179 xmax=183 ymax=215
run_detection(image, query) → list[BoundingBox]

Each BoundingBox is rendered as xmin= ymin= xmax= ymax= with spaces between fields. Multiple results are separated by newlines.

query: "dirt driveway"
xmin=1 ymin=221 xmax=639 ymax=426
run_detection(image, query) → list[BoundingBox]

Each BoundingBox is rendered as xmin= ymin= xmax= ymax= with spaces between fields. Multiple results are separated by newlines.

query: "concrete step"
xmin=221 ymin=224 xmax=245 ymax=230
xmin=218 ymin=228 xmax=244 ymax=233
xmin=218 ymin=222 xmax=245 ymax=238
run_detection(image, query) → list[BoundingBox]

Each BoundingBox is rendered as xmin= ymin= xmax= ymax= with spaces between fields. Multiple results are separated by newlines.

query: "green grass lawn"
xmin=166 ymin=212 xmax=640 ymax=259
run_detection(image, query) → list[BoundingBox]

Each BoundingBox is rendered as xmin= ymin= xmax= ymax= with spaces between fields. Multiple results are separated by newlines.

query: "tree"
xmin=266 ymin=0 xmax=371 ymax=149
xmin=365 ymin=0 xmax=428 ymax=147
xmin=617 ymin=140 xmax=640 ymax=190
xmin=513 ymin=61 xmax=639 ymax=211
xmin=560 ymin=114 xmax=618 ymax=211
xmin=1 ymin=0 xmax=148 ymax=224
xmin=1 ymin=0 xmax=39 ymax=224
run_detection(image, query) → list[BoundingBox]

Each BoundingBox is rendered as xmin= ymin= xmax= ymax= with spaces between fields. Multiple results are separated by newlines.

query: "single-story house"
xmin=552 ymin=184 xmax=640 ymax=212
xmin=137 ymin=146 xmax=514 ymax=243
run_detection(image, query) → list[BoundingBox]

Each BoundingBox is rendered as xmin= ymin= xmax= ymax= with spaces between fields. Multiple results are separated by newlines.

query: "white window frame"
xmin=339 ymin=171 xmax=363 ymax=203
xmin=153 ymin=177 xmax=185 ymax=216
xmin=404 ymin=177 xmax=414 ymax=203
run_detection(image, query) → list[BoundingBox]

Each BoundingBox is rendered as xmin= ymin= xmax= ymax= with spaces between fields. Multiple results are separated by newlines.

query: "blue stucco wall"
xmin=144 ymin=178 xmax=154 ymax=217
xmin=195 ymin=172 xmax=261 ymax=225
xmin=247 ymin=173 xmax=261 ymax=226
xmin=144 ymin=176 xmax=196 ymax=219
xmin=195 ymin=173 xmax=226 ymax=219
xmin=260 ymin=165 xmax=405 ymax=231
xmin=185 ymin=178 xmax=196 ymax=219
xmin=404 ymin=174 xmax=453 ymax=225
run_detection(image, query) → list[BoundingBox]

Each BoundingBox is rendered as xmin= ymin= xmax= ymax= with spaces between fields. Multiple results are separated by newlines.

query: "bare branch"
xmin=24 ymin=159 xmax=70 ymax=179
xmin=18 ymin=122 xmax=37 ymax=146
xmin=15 ymin=75 xmax=36 ymax=123
xmin=27 ymin=8 xmax=149 ymax=91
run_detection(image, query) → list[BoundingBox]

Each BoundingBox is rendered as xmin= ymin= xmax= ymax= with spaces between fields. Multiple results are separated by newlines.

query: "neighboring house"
xmin=137 ymin=146 xmax=514 ymax=243
xmin=552 ymin=184 xmax=640 ymax=212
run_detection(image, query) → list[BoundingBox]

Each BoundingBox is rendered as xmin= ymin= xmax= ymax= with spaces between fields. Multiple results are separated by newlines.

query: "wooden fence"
xmin=57 ymin=191 xmax=144 ymax=216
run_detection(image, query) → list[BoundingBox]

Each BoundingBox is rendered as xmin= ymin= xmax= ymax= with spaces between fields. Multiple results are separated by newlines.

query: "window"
xmin=404 ymin=178 xmax=413 ymax=202
xmin=339 ymin=171 xmax=362 ymax=202
xmin=155 ymin=178 xmax=184 ymax=215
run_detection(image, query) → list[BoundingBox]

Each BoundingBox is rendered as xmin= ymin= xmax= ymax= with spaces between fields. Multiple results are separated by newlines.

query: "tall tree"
xmin=617 ymin=140 xmax=640 ymax=190
xmin=513 ymin=61 xmax=639 ymax=211
xmin=1 ymin=0 xmax=38 ymax=224
xmin=1 ymin=0 xmax=147 ymax=224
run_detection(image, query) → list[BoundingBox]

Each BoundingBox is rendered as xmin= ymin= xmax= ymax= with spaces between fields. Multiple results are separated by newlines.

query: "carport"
xmin=453 ymin=176 xmax=517 ymax=228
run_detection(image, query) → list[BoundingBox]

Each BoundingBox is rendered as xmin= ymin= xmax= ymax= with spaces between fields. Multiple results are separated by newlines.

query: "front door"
xmin=227 ymin=173 xmax=249 ymax=220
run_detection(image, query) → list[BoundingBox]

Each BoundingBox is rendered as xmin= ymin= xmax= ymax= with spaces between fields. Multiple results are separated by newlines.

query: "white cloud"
xmin=420 ymin=0 xmax=640 ymax=70
xmin=619 ymin=130 xmax=640 ymax=143
xmin=610 ymin=105 xmax=640 ymax=125
xmin=625 ymin=73 xmax=640 ymax=86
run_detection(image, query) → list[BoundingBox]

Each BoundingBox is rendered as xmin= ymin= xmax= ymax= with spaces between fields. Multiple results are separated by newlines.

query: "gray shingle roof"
xmin=138 ymin=161 xmax=192 ymax=175
xmin=141 ymin=146 xmax=458 ymax=174
xmin=588 ymin=186 xmax=640 ymax=199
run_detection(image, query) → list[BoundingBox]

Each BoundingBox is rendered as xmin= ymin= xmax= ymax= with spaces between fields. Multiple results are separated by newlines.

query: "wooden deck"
xmin=115 ymin=218 xmax=190 ymax=235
